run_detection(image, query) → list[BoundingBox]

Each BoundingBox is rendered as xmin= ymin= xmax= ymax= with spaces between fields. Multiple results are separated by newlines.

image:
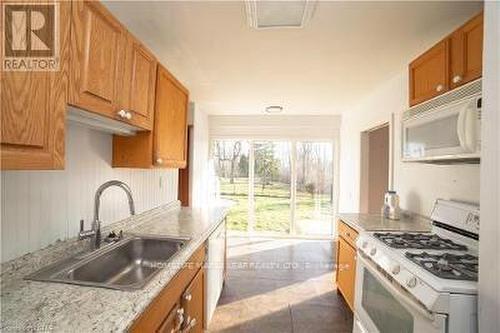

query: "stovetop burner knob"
xmin=362 ymin=241 xmax=368 ymax=249
xmin=370 ymin=247 xmax=377 ymax=256
xmin=391 ymin=264 xmax=401 ymax=275
xmin=406 ymin=277 xmax=417 ymax=288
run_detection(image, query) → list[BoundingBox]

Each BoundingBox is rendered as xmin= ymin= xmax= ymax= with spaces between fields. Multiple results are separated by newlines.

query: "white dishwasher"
xmin=204 ymin=219 xmax=226 ymax=327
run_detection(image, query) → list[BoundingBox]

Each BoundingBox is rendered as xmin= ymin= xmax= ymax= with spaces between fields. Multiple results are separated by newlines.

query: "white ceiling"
xmin=104 ymin=1 xmax=482 ymax=115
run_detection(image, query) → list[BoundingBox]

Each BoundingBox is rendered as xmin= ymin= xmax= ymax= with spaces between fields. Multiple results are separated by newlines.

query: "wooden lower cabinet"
xmin=130 ymin=244 xmax=205 ymax=333
xmin=336 ymin=238 xmax=357 ymax=311
xmin=181 ymin=268 xmax=204 ymax=333
xmin=336 ymin=221 xmax=358 ymax=311
xmin=157 ymin=303 xmax=183 ymax=333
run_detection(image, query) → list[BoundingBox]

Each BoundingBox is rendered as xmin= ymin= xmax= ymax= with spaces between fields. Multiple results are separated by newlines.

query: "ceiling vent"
xmin=245 ymin=0 xmax=317 ymax=29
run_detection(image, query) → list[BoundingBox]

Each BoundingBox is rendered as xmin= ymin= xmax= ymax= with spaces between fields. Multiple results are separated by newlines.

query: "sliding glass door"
xmin=295 ymin=142 xmax=334 ymax=236
xmin=213 ymin=139 xmax=334 ymax=237
xmin=253 ymin=141 xmax=292 ymax=234
xmin=213 ymin=140 xmax=250 ymax=231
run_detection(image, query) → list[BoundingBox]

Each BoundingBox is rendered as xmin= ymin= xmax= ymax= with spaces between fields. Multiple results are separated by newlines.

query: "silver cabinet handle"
xmin=156 ymin=158 xmax=163 ymax=165
xmin=184 ymin=293 xmax=192 ymax=302
xmin=117 ymin=109 xmax=127 ymax=118
xmin=181 ymin=317 xmax=197 ymax=333
xmin=436 ymin=84 xmax=444 ymax=92
xmin=452 ymin=75 xmax=462 ymax=84
xmin=173 ymin=308 xmax=185 ymax=333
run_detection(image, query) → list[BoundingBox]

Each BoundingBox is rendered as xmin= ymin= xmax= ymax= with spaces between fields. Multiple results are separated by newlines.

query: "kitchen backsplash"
xmin=1 ymin=123 xmax=178 ymax=262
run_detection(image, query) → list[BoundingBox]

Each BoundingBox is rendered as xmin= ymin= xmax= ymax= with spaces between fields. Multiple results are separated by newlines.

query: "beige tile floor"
xmin=208 ymin=237 xmax=353 ymax=333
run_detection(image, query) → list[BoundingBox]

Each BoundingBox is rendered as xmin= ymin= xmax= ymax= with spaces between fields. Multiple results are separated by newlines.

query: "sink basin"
xmin=26 ymin=235 xmax=189 ymax=290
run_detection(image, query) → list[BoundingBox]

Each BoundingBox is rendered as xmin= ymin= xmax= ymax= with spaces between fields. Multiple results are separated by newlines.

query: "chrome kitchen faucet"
xmin=79 ymin=180 xmax=136 ymax=249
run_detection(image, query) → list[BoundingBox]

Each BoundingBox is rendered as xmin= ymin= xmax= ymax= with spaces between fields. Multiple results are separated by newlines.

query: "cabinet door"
xmin=450 ymin=12 xmax=483 ymax=89
xmin=156 ymin=303 xmax=183 ymax=333
xmin=181 ymin=268 xmax=204 ymax=333
xmin=122 ymin=36 xmax=157 ymax=130
xmin=130 ymin=245 xmax=206 ymax=332
xmin=69 ymin=1 xmax=125 ymax=119
xmin=409 ymin=39 xmax=449 ymax=106
xmin=154 ymin=65 xmax=189 ymax=168
xmin=336 ymin=238 xmax=356 ymax=311
xmin=1 ymin=0 xmax=70 ymax=170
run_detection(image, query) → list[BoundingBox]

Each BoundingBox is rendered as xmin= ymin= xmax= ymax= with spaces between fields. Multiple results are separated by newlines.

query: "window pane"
xmin=295 ymin=142 xmax=334 ymax=236
xmin=213 ymin=140 xmax=250 ymax=231
xmin=253 ymin=141 xmax=291 ymax=233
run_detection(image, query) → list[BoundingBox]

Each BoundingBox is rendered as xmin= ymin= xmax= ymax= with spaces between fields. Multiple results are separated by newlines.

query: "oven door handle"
xmin=358 ymin=253 xmax=436 ymax=321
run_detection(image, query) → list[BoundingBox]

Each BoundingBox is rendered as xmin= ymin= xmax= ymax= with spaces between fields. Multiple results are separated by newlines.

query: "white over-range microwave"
xmin=402 ymin=79 xmax=482 ymax=163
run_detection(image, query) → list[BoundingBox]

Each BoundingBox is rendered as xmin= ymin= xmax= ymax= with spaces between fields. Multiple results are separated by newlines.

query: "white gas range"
xmin=353 ymin=200 xmax=479 ymax=333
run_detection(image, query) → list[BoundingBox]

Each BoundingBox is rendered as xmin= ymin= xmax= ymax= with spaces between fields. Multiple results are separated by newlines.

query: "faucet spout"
xmin=91 ymin=180 xmax=136 ymax=249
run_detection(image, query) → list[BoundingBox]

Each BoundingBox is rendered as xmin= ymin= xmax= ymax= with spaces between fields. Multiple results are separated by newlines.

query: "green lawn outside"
xmin=220 ymin=178 xmax=333 ymax=233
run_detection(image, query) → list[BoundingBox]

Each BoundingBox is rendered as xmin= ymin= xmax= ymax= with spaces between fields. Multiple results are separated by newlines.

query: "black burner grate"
xmin=405 ymin=252 xmax=478 ymax=281
xmin=373 ymin=232 xmax=468 ymax=251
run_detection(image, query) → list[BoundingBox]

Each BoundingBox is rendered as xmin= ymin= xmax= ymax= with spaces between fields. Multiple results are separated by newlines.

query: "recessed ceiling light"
xmin=265 ymin=106 xmax=283 ymax=114
xmin=245 ymin=0 xmax=317 ymax=29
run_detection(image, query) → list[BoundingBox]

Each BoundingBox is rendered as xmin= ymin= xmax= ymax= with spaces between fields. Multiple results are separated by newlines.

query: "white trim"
xmin=209 ymin=115 xmax=341 ymax=141
xmin=248 ymin=141 xmax=255 ymax=232
xmin=290 ymin=140 xmax=297 ymax=235
xmin=479 ymin=3 xmax=500 ymax=332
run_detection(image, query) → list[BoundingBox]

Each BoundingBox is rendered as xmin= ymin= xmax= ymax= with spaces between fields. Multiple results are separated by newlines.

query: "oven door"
xmin=354 ymin=254 xmax=447 ymax=333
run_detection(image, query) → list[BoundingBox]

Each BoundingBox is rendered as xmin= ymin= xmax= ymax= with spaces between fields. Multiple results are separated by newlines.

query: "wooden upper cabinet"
xmin=409 ymin=39 xmax=449 ymax=106
xmin=409 ymin=11 xmax=483 ymax=106
xmin=120 ymin=35 xmax=157 ymax=130
xmin=154 ymin=65 xmax=189 ymax=168
xmin=112 ymin=65 xmax=189 ymax=169
xmin=1 ymin=0 xmax=70 ymax=170
xmin=450 ymin=12 xmax=483 ymax=89
xmin=69 ymin=1 xmax=125 ymax=119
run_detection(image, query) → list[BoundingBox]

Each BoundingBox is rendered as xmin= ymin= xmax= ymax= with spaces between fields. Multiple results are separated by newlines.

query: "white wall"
xmin=209 ymin=115 xmax=341 ymax=140
xmin=339 ymin=71 xmax=480 ymax=216
xmin=479 ymin=3 xmax=500 ymax=332
xmin=1 ymin=123 xmax=178 ymax=262
xmin=190 ymin=106 xmax=216 ymax=208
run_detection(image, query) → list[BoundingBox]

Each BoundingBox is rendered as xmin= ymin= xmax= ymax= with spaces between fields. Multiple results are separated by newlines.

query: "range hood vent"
xmin=245 ymin=0 xmax=317 ymax=29
xmin=67 ymin=106 xmax=141 ymax=136
xmin=404 ymin=79 xmax=482 ymax=120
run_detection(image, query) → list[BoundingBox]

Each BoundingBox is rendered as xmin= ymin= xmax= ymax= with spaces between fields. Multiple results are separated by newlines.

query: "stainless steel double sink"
xmin=26 ymin=235 xmax=190 ymax=291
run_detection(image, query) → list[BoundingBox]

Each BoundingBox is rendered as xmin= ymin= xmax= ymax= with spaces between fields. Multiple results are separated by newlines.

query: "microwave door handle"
xmin=358 ymin=253 xmax=436 ymax=321
xmin=457 ymin=110 xmax=467 ymax=149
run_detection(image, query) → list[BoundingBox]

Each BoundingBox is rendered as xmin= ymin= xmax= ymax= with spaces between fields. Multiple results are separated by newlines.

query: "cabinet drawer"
xmin=338 ymin=220 xmax=359 ymax=248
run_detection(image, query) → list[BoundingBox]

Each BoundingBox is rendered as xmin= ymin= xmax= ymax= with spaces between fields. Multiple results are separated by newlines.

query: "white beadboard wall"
xmin=1 ymin=123 xmax=178 ymax=263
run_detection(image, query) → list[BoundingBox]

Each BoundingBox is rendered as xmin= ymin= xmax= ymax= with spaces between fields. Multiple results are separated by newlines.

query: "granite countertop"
xmin=337 ymin=213 xmax=432 ymax=233
xmin=0 ymin=202 xmax=229 ymax=332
